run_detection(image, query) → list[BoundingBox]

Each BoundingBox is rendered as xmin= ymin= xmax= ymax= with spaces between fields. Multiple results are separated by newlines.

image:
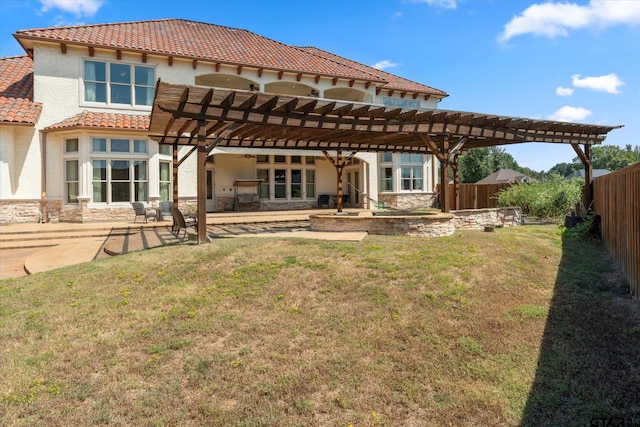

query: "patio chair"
xmin=132 ymin=202 xmax=156 ymax=223
xmin=157 ymin=201 xmax=173 ymax=221
xmin=171 ymin=207 xmax=197 ymax=239
xmin=317 ymin=194 xmax=330 ymax=208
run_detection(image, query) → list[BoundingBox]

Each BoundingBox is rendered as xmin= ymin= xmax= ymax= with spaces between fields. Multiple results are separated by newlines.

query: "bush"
xmin=497 ymin=179 xmax=583 ymax=219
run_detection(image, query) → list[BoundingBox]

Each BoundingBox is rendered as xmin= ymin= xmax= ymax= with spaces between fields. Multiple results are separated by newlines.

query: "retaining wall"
xmin=310 ymin=207 xmax=521 ymax=238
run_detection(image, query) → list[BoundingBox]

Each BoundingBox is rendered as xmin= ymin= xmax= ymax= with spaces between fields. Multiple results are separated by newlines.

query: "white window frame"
xmin=82 ymin=59 xmax=155 ymax=109
xmin=379 ymin=153 xmax=427 ymax=193
xmin=90 ymin=137 xmax=150 ymax=205
xmin=254 ymin=155 xmax=317 ymax=200
xmin=63 ymin=138 xmax=79 ymax=204
xmin=400 ymin=154 xmax=424 ymax=192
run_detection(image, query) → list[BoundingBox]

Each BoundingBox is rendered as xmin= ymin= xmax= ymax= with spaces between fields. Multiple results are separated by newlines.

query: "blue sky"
xmin=1 ymin=0 xmax=638 ymax=172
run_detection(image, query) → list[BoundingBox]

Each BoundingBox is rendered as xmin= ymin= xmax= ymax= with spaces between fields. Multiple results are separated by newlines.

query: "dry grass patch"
xmin=1 ymin=225 xmax=637 ymax=426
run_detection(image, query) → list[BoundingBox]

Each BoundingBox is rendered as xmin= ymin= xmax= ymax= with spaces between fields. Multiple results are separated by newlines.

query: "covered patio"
xmin=148 ymin=81 xmax=621 ymax=243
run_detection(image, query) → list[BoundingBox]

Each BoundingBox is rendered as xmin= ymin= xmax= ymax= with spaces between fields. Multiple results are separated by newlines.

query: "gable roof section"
xmin=44 ymin=111 xmax=150 ymax=132
xmin=0 ymin=55 xmax=42 ymax=125
xmin=476 ymin=168 xmax=534 ymax=184
xmin=14 ymin=19 xmax=385 ymax=83
xmin=297 ymin=46 xmax=447 ymax=98
xmin=13 ymin=19 xmax=446 ymax=97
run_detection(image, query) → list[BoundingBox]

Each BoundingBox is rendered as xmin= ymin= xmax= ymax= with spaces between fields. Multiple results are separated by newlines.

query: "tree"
xmin=548 ymin=162 xmax=579 ymax=177
xmin=571 ymin=144 xmax=640 ymax=172
xmin=458 ymin=147 xmax=518 ymax=183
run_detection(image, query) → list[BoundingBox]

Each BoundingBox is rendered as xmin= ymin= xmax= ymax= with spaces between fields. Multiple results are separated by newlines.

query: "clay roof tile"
xmin=0 ymin=56 xmax=42 ymax=124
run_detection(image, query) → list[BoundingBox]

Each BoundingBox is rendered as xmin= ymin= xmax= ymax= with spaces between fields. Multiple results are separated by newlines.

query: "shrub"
xmin=497 ymin=179 xmax=583 ymax=218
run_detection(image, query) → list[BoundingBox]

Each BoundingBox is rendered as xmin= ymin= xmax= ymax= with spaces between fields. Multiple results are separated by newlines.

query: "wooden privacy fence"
xmin=593 ymin=163 xmax=640 ymax=299
xmin=437 ymin=183 xmax=512 ymax=211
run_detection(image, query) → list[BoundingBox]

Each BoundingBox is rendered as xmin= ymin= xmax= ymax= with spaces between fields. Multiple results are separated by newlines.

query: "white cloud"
xmin=556 ymin=86 xmax=574 ymax=96
xmin=571 ymin=73 xmax=624 ymax=94
xmin=548 ymin=106 xmax=592 ymax=122
xmin=498 ymin=0 xmax=640 ymax=42
xmin=373 ymin=60 xmax=399 ymax=70
xmin=407 ymin=0 xmax=457 ymax=10
xmin=39 ymin=0 xmax=103 ymax=17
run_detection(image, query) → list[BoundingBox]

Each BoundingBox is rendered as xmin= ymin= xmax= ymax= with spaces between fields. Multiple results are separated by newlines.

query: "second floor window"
xmin=84 ymin=60 xmax=155 ymax=107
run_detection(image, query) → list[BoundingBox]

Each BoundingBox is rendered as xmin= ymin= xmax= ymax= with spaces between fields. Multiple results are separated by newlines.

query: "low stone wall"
xmin=310 ymin=211 xmax=456 ymax=238
xmin=310 ymin=207 xmax=521 ymax=238
xmin=452 ymin=207 xmax=521 ymax=230
xmin=377 ymin=193 xmax=437 ymax=209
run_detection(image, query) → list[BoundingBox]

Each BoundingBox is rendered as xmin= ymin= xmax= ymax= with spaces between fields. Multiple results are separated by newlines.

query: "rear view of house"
xmin=0 ymin=19 xmax=448 ymax=223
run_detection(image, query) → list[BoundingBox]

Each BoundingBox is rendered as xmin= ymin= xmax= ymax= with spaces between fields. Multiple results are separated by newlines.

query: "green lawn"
xmin=1 ymin=225 xmax=638 ymax=426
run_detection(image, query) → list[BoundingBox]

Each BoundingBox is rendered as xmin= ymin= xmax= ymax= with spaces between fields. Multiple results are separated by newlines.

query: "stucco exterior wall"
xmin=0 ymin=125 xmax=41 ymax=199
xmin=0 ymin=126 xmax=15 ymax=198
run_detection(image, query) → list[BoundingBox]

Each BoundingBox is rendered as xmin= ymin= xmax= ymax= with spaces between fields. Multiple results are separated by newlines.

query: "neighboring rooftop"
xmin=0 ymin=55 xmax=42 ymax=124
xmin=13 ymin=19 xmax=447 ymax=98
xmin=476 ymin=168 xmax=535 ymax=185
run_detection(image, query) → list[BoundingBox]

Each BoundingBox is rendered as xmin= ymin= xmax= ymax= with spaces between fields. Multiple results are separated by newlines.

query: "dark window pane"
xmin=93 ymin=182 xmax=107 ymax=202
xmin=112 ymin=182 xmax=130 ymax=202
xmin=134 ymin=66 xmax=154 ymax=85
xmin=111 ymin=139 xmax=129 ymax=153
xmin=92 ymin=138 xmax=107 ymax=152
xmin=111 ymin=160 xmax=130 ymax=180
xmin=111 ymin=84 xmax=131 ymax=104
xmin=93 ymin=160 xmax=106 ymax=180
xmin=85 ymin=61 xmax=105 ymax=81
xmin=134 ymin=160 xmax=147 ymax=180
xmin=135 ymin=86 xmax=153 ymax=106
xmin=67 ymin=182 xmax=78 ymax=204
xmin=110 ymin=63 xmax=130 ymax=84
xmin=85 ymin=82 xmax=106 ymax=102
xmin=135 ymin=182 xmax=148 ymax=201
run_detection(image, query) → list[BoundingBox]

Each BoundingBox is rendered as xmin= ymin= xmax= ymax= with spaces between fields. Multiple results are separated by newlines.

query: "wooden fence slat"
xmin=436 ymin=183 xmax=511 ymax=211
xmin=593 ymin=163 xmax=640 ymax=299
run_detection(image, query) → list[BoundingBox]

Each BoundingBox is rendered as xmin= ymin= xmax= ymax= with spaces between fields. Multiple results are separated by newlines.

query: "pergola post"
xmin=172 ymin=142 xmax=179 ymax=209
xmin=584 ymin=144 xmax=593 ymax=208
xmin=196 ymin=119 xmax=208 ymax=244
xmin=572 ymin=143 xmax=594 ymax=209
xmin=336 ymin=150 xmax=344 ymax=212
xmin=439 ymin=136 xmax=450 ymax=212
xmin=451 ymin=154 xmax=460 ymax=211
xmin=323 ymin=149 xmax=357 ymax=213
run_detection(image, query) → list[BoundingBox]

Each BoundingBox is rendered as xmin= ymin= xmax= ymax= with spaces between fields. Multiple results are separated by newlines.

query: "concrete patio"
xmin=0 ymin=209 xmax=367 ymax=279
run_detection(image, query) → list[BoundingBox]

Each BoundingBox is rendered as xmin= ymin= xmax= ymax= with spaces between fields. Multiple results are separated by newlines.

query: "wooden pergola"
xmin=148 ymin=80 xmax=621 ymax=243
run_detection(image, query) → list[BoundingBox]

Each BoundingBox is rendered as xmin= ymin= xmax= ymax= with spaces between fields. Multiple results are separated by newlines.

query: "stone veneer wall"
xmin=451 ymin=207 xmax=521 ymax=230
xmin=377 ymin=193 xmax=437 ymax=209
xmin=310 ymin=207 xmax=521 ymax=238
xmin=43 ymin=198 xmax=199 ymax=223
xmin=0 ymin=200 xmax=42 ymax=224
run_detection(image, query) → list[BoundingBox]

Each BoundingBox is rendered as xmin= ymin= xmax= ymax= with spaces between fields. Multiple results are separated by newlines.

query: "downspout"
xmin=40 ymin=131 xmax=47 ymax=223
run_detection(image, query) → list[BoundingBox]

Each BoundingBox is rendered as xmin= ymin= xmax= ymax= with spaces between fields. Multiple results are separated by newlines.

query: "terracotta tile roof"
xmin=44 ymin=111 xmax=150 ymax=132
xmin=0 ymin=56 xmax=42 ymax=124
xmin=297 ymin=46 xmax=448 ymax=98
xmin=15 ymin=19 xmax=386 ymax=83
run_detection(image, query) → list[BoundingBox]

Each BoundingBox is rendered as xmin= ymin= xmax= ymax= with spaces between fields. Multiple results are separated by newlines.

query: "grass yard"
xmin=1 ymin=225 xmax=638 ymax=426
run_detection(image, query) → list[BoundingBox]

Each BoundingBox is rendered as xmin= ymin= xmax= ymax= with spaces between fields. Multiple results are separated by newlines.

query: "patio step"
xmin=0 ymin=225 xmax=167 ymax=250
